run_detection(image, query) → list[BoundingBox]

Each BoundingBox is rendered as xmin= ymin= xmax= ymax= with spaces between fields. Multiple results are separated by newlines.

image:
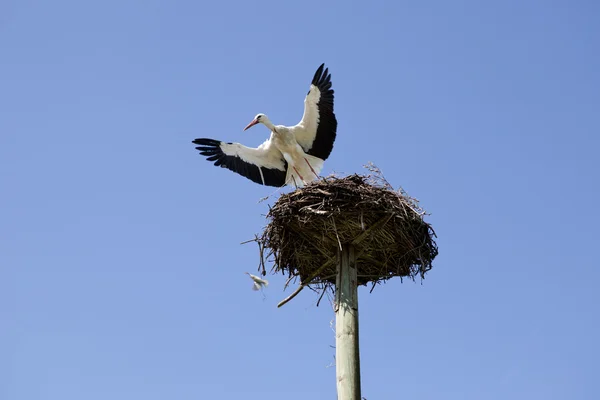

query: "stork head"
xmin=243 ymin=113 xmax=271 ymax=131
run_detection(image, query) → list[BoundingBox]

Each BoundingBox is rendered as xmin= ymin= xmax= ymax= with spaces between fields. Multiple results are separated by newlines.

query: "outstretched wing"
xmin=193 ymin=138 xmax=288 ymax=187
xmin=293 ymin=63 xmax=338 ymax=160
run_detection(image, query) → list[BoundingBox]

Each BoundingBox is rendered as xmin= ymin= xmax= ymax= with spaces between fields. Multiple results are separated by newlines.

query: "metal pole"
xmin=335 ymin=244 xmax=361 ymax=400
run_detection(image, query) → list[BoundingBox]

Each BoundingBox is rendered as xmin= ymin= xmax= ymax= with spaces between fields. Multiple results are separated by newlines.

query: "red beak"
xmin=243 ymin=119 xmax=259 ymax=131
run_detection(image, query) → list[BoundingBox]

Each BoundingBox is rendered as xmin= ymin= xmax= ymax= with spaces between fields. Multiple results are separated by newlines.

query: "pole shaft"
xmin=335 ymin=244 xmax=361 ymax=400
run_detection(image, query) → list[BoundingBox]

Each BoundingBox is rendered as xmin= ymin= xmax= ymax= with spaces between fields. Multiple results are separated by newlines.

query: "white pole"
xmin=335 ymin=244 xmax=361 ymax=400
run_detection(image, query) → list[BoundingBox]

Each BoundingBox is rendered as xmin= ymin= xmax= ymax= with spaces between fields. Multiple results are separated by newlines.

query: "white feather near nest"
xmin=245 ymin=272 xmax=269 ymax=291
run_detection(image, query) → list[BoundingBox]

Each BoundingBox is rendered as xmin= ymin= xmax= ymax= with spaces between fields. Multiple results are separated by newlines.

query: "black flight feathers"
xmin=310 ymin=63 xmax=333 ymax=95
xmin=193 ymin=138 xmax=224 ymax=163
xmin=307 ymin=63 xmax=337 ymax=161
xmin=192 ymin=138 xmax=287 ymax=187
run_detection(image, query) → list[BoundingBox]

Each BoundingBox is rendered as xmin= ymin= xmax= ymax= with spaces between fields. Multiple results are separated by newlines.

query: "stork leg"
xmin=293 ymin=166 xmax=305 ymax=183
xmin=304 ymin=158 xmax=319 ymax=179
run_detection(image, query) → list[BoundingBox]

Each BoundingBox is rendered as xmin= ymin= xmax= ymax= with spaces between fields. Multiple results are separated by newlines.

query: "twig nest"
xmin=259 ymin=171 xmax=438 ymax=290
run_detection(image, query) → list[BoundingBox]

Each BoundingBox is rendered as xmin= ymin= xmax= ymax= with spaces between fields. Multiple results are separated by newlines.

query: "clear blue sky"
xmin=2 ymin=1 xmax=599 ymax=399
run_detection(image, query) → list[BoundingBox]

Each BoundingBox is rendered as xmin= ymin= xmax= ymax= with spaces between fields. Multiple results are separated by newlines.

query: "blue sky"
xmin=2 ymin=0 xmax=599 ymax=399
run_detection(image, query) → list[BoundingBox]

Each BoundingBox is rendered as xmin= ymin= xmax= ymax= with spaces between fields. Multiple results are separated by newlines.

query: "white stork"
xmin=193 ymin=63 xmax=337 ymax=188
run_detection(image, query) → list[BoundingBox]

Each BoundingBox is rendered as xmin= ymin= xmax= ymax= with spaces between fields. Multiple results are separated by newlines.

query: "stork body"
xmin=253 ymin=116 xmax=325 ymax=186
xmin=193 ymin=63 xmax=337 ymax=188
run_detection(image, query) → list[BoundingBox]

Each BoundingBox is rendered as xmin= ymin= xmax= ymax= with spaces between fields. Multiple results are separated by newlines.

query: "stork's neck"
xmin=261 ymin=119 xmax=276 ymax=132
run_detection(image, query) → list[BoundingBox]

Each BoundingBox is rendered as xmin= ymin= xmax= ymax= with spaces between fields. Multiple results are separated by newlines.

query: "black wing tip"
xmin=193 ymin=138 xmax=225 ymax=163
xmin=192 ymin=138 xmax=221 ymax=146
xmin=312 ymin=63 xmax=329 ymax=82
xmin=311 ymin=63 xmax=333 ymax=95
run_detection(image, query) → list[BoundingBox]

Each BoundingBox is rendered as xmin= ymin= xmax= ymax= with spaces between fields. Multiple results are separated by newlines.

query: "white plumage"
xmin=193 ymin=64 xmax=337 ymax=188
xmin=245 ymin=272 xmax=269 ymax=291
